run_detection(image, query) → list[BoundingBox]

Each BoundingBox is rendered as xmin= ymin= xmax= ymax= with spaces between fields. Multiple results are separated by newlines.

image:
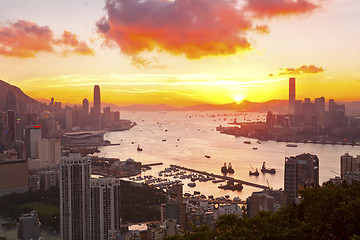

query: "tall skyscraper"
xmin=90 ymin=178 xmax=121 ymax=240
xmin=60 ymin=151 xmax=91 ymax=240
xmin=82 ymin=98 xmax=89 ymax=126
xmin=289 ymin=78 xmax=296 ymax=114
xmin=6 ymin=89 xmax=17 ymax=111
xmin=93 ymin=85 xmax=101 ymax=129
xmin=315 ymin=97 xmax=325 ymax=132
xmin=284 ymin=153 xmax=319 ymax=203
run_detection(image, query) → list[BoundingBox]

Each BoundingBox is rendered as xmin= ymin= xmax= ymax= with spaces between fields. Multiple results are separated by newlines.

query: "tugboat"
xmin=261 ymin=162 xmax=276 ymax=174
xmin=227 ymin=163 xmax=235 ymax=173
xmin=249 ymin=168 xmax=259 ymax=176
xmin=204 ymin=155 xmax=211 ymax=159
xmin=137 ymin=145 xmax=143 ymax=151
xmin=221 ymin=163 xmax=228 ymax=174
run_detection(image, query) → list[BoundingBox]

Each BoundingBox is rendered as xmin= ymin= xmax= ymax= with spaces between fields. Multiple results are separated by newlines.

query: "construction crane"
xmin=266 ymin=180 xmax=272 ymax=189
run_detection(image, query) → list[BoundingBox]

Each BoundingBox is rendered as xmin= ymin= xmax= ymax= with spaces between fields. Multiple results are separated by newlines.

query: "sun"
xmin=234 ymin=95 xmax=244 ymax=103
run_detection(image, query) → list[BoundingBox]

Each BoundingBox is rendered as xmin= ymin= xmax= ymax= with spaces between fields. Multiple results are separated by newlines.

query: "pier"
xmin=142 ymin=162 xmax=163 ymax=167
xmin=170 ymin=165 xmax=270 ymax=190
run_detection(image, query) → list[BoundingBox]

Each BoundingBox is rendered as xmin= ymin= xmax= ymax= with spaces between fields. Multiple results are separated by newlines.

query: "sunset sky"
xmin=0 ymin=0 xmax=359 ymax=106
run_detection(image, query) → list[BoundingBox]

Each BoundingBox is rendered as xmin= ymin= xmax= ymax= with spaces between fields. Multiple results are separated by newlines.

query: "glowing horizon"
xmin=0 ymin=0 xmax=359 ymax=106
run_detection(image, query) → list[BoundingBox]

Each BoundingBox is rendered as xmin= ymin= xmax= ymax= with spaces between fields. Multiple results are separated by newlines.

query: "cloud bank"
xmin=278 ymin=65 xmax=324 ymax=75
xmin=0 ymin=20 xmax=94 ymax=57
xmin=97 ymin=0 xmax=320 ymax=60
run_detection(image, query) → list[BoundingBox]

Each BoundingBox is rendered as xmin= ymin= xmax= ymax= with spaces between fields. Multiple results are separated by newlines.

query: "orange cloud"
xmin=97 ymin=0 xmax=321 ymax=61
xmin=246 ymin=0 xmax=320 ymax=18
xmin=278 ymin=65 xmax=324 ymax=75
xmin=97 ymin=0 xmax=252 ymax=59
xmin=0 ymin=20 xmax=94 ymax=57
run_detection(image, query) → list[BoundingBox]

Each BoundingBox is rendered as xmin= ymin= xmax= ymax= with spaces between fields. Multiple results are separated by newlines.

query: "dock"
xmin=171 ymin=165 xmax=270 ymax=190
xmin=142 ymin=162 xmax=163 ymax=167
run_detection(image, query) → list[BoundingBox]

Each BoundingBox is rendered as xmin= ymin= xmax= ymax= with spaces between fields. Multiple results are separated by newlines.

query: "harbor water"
xmin=98 ymin=111 xmax=360 ymax=200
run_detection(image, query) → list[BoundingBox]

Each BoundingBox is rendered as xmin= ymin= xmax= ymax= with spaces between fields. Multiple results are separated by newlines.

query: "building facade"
xmin=60 ymin=151 xmax=91 ymax=240
xmin=284 ymin=153 xmax=319 ymax=203
xmin=90 ymin=177 xmax=121 ymax=240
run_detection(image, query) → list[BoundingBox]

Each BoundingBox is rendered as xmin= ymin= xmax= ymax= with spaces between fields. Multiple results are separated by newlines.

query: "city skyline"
xmin=0 ymin=0 xmax=359 ymax=106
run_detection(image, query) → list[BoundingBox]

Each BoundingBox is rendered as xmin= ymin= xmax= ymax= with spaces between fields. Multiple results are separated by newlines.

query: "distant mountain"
xmin=0 ymin=80 xmax=37 ymax=110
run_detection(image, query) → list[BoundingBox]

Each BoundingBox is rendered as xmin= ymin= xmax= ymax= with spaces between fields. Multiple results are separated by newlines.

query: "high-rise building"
xmin=82 ymin=98 xmax=89 ymax=126
xmin=18 ymin=210 xmax=41 ymax=240
xmin=315 ymin=97 xmax=325 ymax=132
xmin=90 ymin=178 xmax=121 ymax=240
xmin=38 ymin=138 xmax=61 ymax=168
xmin=161 ymin=184 xmax=186 ymax=229
xmin=340 ymin=152 xmax=360 ymax=178
xmin=60 ymin=151 xmax=91 ymax=240
xmin=284 ymin=153 xmax=319 ymax=203
xmin=93 ymin=85 xmax=101 ymax=129
xmin=6 ymin=89 xmax=17 ymax=111
xmin=103 ymin=107 xmax=111 ymax=128
xmin=289 ymin=78 xmax=296 ymax=114
xmin=24 ymin=125 xmax=42 ymax=159
xmin=7 ymin=110 xmax=16 ymax=143
xmin=65 ymin=109 xmax=73 ymax=131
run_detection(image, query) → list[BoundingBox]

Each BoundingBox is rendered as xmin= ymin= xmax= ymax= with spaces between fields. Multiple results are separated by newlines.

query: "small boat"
xmin=188 ymin=182 xmax=196 ymax=187
xmin=162 ymin=139 xmax=166 ymax=142
xmin=221 ymin=163 xmax=228 ymax=174
xmin=244 ymin=141 xmax=251 ymax=144
xmin=261 ymin=162 xmax=276 ymax=174
xmin=286 ymin=143 xmax=298 ymax=147
xmin=194 ymin=191 xmax=201 ymax=195
xmin=228 ymin=163 xmax=234 ymax=173
xmin=233 ymin=196 xmax=241 ymax=201
xmin=137 ymin=145 xmax=143 ymax=151
xmin=249 ymin=168 xmax=259 ymax=176
xmin=257 ymin=141 xmax=261 ymax=144
xmin=204 ymin=155 xmax=211 ymax=159
xmin=253 ymin=147 xmax=258 ymax=150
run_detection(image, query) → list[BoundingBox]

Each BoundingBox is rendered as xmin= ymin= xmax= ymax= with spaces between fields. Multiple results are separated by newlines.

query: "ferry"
xmin=227 ymin=163 xmax=235 ymax=173
xmin=286 ymin=143 xmax=298 ymax=147
xmin=221 ymin=163 xmax=228 ymax=174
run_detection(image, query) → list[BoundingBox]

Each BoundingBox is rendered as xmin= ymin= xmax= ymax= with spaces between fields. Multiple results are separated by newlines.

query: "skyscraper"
xmin=60 ymin=151 xmax=91 ymax=240
xmin=93 ymin=85 xmax=101 ymax=129
xmin=289 ymin=78 xmax=296 ymax=114
xmin=90 ymin=178 xmax=121 ymax=240
xmin=82 ymin=98 xmax=89 ymax=126
xmin=284 ymin=153 xmax=319 ymax=203
xmin=315 ymin=97 xmax=325 ymax=133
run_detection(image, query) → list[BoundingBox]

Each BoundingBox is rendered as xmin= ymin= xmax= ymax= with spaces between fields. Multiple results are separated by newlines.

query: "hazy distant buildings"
xmin=38 ymin=138 xmax=61 ymax=168
xmin=90 ymin=178 xmax=121 ymax=240
xmin=93 ymin=85 xmax=101 ymax=129
xmin=18 ymin=210 xmax=41 ymax=240
xmin=60 ymin=151 xmax=91 ymax=240
xmin=0 ymin=160 xmax=29 ymax=197
xmin=315 ymin=97 xmax=325 ymax=133
xmin=289 ymin=78 xmax=296 ymax=114
xmin=284 ymin=153 xmax=319 ymax=203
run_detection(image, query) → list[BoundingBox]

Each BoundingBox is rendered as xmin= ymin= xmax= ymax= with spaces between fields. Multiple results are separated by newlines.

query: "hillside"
xmin=0 ymin=80 xmax=37 ymax=109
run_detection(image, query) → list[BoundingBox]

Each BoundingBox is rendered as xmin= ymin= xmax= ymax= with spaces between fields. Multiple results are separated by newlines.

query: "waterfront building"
xmin=289 ymin=78 xmax=296 ymax=114
xmin=340 ymin=152 xmax=360 ymax=178
xmin=90 ymin=177 xmax=121 ymax=240
xmin=284 ymin=153 xmax=319 ymax=203
xmin=0 ymin=160 xmax=29 ymax=197
xmin=93 ymin=85 xmax=101 ymax=129
xmin=18 ymin=210 xmax=41 ymax=240
xmin=60 ymin=151 xmax=91 ymax=240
